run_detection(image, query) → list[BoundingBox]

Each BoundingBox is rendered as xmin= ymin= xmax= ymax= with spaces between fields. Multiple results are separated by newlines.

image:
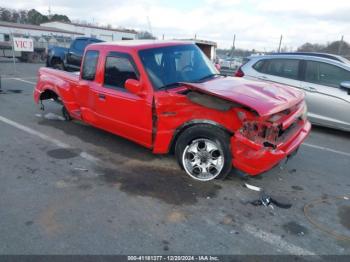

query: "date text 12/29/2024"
xmin=127 ymin=256 xmax=219 ymax=261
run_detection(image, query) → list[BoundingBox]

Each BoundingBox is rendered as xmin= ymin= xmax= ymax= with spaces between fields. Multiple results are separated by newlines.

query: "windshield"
xmin=139 ymin=44 xmax=218 ymax=90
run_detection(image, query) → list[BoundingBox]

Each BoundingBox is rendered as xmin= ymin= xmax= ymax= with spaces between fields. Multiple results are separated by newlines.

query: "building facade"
xmin=41 ymin=21 xmax=137 ymax=41
xmin=178 ymin=39 xmax=217 ymax=60
xmin=0 ymin=21 xmax=83 ymax=59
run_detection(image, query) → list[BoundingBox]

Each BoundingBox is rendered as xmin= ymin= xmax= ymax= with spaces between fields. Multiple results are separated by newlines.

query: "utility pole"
xmin=11 ymin=31 xmax=17 ymax=74
xmin=231 ymin=34 xmax=236 ymax=58
xmin=338 ymin=35 xmax=344 ymax=55
xmin=48 ymin=0 xmax=52 ymax=19
xmin=278 ymin=35 xmax=283 ymax=53
xmin=146 ymin=16 xmax=153 ymax=36
xmin=162 ymin=34 xmax=164 ymax=40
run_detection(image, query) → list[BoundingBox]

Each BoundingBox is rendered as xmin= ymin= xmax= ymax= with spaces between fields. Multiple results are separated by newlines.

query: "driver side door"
xmin=90 ymin=52 xmax=153 ymax=148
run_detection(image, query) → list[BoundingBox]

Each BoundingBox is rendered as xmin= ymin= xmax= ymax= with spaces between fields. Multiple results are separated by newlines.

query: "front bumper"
xmin=231 ymin=120 xmax=311 ymax=176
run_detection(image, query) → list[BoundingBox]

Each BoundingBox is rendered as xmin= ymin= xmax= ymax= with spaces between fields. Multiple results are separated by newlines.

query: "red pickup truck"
xmin=34 ymin=41 xmax=311 ymax=181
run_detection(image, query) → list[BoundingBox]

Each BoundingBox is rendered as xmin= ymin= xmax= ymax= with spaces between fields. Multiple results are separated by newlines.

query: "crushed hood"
xmin=183 ymin=77 xmax=304 ymax=116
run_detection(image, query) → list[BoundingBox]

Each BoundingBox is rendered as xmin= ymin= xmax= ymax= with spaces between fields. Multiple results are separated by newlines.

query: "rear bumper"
xmin=231 ymin=120 xmax=311 ymax=175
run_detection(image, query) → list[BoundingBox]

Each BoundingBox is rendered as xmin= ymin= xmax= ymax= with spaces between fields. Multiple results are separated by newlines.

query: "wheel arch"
xmin=39 ymin=88 xmax=60 ymax=102
xmin=169 ymin=120 xmax=233 ymax=154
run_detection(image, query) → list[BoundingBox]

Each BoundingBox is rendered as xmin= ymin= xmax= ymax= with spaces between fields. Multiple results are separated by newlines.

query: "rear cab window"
xmin=81 ymin=50 xmax=99 ymax=81
xmin=253 ymin=58 xmax=300 ymax=80
xmin=103 ymin=52 xmax=139 ymax=90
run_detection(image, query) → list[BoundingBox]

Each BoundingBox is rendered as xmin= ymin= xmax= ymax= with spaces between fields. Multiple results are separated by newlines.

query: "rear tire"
xmin=175 ymin=124 xmax=232 ymax=181
xmin=62 ymin=106 xmax=72 ymax=121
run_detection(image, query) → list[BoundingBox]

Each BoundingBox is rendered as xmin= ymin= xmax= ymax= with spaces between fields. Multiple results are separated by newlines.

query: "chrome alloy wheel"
xmin=182 ymin=138 xmax=224 ymax=181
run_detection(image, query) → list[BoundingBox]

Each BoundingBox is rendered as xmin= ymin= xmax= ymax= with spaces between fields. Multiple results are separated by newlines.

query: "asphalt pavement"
xmin=0 ymin=62 xmax=350 ymax=256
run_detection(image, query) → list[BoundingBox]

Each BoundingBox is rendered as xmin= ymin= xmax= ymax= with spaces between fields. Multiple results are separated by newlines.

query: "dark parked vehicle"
xmin=46 ymin=37 xmax=103 ymax=71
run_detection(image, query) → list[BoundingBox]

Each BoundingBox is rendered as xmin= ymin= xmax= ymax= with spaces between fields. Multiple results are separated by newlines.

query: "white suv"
xmin=236 ymin=54 xmax=350 ymax=132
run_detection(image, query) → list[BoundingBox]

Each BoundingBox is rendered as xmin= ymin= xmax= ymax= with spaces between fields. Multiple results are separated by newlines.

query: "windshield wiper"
xmin=158 ymin=82 xmax=183 ymax=90
xmin=158 ymin=73 xmax=225 ymax=90
xmin=194 ymin=73 xmax=223 ymax=83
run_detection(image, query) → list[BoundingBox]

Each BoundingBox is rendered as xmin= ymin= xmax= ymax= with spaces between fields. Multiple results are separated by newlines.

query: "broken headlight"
xmin=301 ymin=103 xmax=308 ymax=121
xmin=241 ymin=121 xmax=279 ymax=145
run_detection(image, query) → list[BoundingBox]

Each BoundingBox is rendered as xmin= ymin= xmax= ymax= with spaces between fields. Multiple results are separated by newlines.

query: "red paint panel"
xmin=182 ymin=77 xmax=304 ymax=116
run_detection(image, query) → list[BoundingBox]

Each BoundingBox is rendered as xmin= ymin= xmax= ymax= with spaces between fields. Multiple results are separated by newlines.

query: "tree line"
xmin=0 ymin=6 xmax=157 ymax=40
xmin=297 ymin=40 xmax=350 ymax=57
xmin=0 ymin=7 xmax=70 ymax=25
xmin=218 ymin=39 xmax=350 ymax=59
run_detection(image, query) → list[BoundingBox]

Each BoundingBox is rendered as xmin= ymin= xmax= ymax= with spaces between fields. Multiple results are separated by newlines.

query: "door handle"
xmin=304 ymin=86 xmax=317 ymax=92
xmin=258 ymin=76 xmax=268 ymax=80
xmin=98 ymin=94 xmax=106 ymax=100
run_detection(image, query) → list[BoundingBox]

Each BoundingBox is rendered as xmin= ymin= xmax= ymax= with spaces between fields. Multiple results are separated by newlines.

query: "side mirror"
xmin=340 ymin=81 xmax=350 ymax=95
xmin=125 ymin=79 xmax=142 ymax=96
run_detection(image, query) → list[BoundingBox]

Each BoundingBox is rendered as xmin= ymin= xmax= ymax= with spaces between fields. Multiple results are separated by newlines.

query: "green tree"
xmin=19 ymin=10 xmax=28 ymax=23
xmin=0 ymin=7 xmax=12 ymax=21
xmin=50 ymin=14 xmax=71 ymax=23
xmin=11 ymin=10 xmax=20 ymax=23
xmin=27 ymin=9 xmax=48 ymax=25
xmin=137 ymin=31 xmax=156 ymax=40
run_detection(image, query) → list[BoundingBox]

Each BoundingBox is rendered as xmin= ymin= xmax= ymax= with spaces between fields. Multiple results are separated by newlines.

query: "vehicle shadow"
xmin=37 ymin=117 xmax=158 ymax=163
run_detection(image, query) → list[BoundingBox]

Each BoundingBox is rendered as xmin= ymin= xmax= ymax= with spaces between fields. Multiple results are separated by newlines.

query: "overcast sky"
xmin=1 ymin=0 xmax=350 ymax=50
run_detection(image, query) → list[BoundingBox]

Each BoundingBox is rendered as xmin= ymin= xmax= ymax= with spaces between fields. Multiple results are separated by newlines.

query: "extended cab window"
xmin=258 ymin=59 xmax=299 ymax=80
xmin=305 ymin=61 xmax=350 ymax=88
xmin=104 ymin=54 xmax=138 ymax=89
xmin=81 ymin=50 xmax=99 ymax=81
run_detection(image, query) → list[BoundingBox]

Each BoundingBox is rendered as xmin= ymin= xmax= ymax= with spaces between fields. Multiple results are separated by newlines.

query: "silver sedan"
xmin=238 ymin=54 xmax=350 ymax=132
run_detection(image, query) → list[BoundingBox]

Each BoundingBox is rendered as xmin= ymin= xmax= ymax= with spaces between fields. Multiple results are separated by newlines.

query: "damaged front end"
xmin=232 ymin=101 xmax=311 ymax=175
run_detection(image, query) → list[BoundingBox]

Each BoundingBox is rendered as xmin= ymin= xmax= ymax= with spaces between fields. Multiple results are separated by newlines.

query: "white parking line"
xmin=1 ymin=76 xmax=36 ymax=80
xmin=7 ymin=77 xmax=36 ymax=85
xmin=243 ymin=224 xmax=316 ymax=255
xmin=204 ymin=216 xmax=316 ymax=255
xmin=303 ymin=143 xmax=350 ymax=158
xmin=0 ymin=115 xmax=98 ymax=163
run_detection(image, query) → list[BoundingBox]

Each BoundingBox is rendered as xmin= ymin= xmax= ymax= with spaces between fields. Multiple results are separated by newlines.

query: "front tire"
xmin=175 ymin=124 xmax=232 ymax=181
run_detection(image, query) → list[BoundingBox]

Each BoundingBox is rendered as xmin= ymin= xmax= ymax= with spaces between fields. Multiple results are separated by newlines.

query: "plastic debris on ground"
xmin=244 ymin=183 xmax=292 ymax=209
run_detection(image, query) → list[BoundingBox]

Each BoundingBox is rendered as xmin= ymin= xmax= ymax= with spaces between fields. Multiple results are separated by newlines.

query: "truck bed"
xmin=34 ymin=67 xmax=81 ymax=112
xmin=39 ymin=67 xmax=80 ymax=83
